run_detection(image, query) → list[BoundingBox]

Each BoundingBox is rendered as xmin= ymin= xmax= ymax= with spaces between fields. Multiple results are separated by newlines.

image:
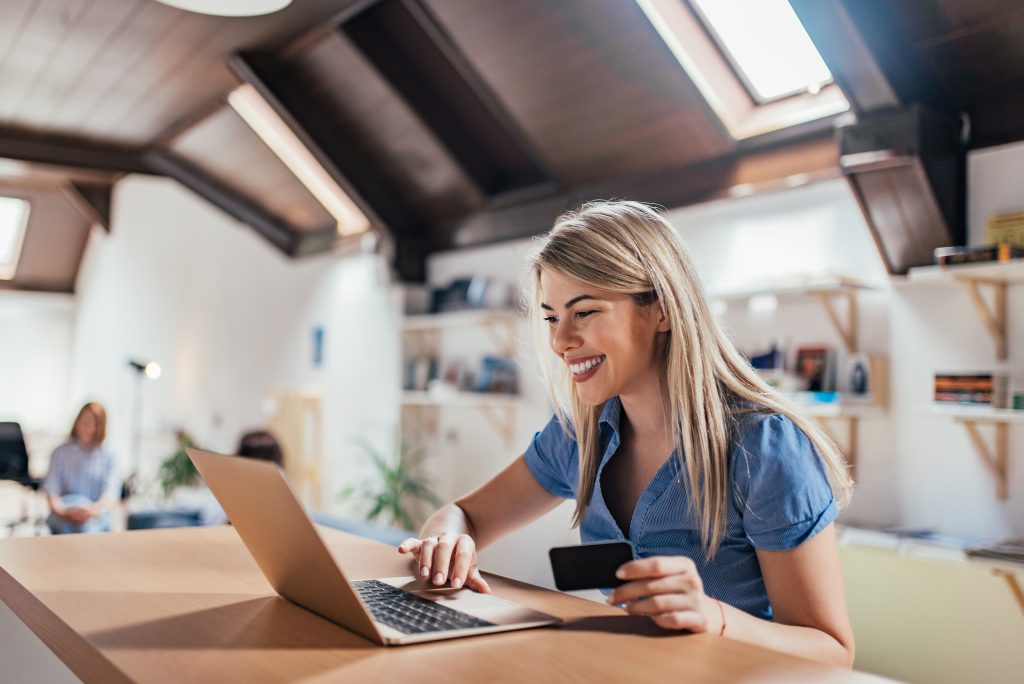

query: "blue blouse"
xmin=41 ymin=441 xmax=119 ymax=502
xmin=523 ymin=397 xmax=837 ymax=619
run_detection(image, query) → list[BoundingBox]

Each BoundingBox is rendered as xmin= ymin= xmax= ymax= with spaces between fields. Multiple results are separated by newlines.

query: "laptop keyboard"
xmin=353 ymin=579 xmax=496 ymax=634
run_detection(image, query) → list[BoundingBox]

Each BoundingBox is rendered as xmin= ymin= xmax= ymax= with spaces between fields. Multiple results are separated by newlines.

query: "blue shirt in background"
xmin=523 ymin=397 xmax=837 ymax=620
xmin=42 ymin=441 xmax=120 ymax=502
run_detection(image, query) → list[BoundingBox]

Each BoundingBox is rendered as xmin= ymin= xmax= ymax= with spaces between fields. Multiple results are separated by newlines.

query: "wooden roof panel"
xmin=0 ymin=183 xmax=90 ymax=293
xmin=423 ymin=0 xmax=732 ymax=185
xmin=280 ymin=30 xmax=484 ymax=224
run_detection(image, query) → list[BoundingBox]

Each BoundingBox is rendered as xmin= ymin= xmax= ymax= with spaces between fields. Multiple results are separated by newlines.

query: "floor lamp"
xmin=123 ymin=359 xmax=161 ymax=500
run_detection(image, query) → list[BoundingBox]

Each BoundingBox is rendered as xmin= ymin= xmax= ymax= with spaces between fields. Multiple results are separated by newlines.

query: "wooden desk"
xmin=0 ymin=526 xmax=886 ymax=683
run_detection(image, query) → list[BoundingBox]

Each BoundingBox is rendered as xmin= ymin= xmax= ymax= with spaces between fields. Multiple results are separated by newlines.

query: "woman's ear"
xmin=657 ymin=308 xmax=671 ymax=333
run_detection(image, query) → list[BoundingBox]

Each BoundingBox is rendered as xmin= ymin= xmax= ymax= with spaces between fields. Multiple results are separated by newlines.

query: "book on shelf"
xmin=933 ymin=243 xmax=1024 ymax=265
xmin=933 ymin=372 xmax=1008 ymax=408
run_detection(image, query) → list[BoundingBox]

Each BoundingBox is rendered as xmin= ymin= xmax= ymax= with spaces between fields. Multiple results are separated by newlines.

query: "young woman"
xmin=398 ymin=201 xmax=855 ymax=667
xmin=43 ymin=402 xmax=120 ymax=534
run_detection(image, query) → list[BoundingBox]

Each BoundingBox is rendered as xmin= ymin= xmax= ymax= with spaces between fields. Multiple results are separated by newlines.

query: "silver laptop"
xmin=187 ymin=448 xmax=561 ymax=645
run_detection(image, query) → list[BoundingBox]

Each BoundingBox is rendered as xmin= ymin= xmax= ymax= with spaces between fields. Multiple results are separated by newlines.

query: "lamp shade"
xmin=154 ymin=0 xmax=292 ymax=17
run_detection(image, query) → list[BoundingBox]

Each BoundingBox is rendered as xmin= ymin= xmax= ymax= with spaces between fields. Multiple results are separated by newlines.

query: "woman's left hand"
xmin=606 ymin=555 xmax=720 ymax=632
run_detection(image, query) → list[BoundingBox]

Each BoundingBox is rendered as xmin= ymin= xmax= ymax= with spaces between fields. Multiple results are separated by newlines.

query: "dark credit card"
xmin=549 ymin=541 xmax=635 ymax=591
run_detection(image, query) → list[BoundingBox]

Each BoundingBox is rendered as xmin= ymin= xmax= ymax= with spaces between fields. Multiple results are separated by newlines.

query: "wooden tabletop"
xmin=0 ymin=526 xmax=888 ymax=683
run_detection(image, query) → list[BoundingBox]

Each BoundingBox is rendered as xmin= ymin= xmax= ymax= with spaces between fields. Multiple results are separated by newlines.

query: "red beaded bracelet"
xmin=712 ymin=596 xmax=726 ymax=636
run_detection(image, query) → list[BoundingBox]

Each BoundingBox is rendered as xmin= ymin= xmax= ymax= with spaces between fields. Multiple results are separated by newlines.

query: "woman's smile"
xmin=567 ymin=354 xmax=606 ymax=381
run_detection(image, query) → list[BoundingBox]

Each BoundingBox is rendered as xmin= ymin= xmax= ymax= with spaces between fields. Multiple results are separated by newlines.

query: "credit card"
xmin=549 ymin=541 xmax=635 ymax=591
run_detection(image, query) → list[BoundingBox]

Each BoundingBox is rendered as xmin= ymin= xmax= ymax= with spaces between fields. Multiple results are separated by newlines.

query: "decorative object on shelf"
xmin=845 ymin=354 xmax=888 ymax=407
xmin=429 ymin=276 xmax=511 ymax=314
xmin=933 ymin=243 xmax=1024 ymax=266
xmin=986 ymin=211 xmax=1024 ymax=248
xmin=933 ymin=372 xmax=1008 ymax=408
xmin=794 ymin=346 xmax=835 ymax=392
xmin=157 ymin=431 xmax=199 ymax=498
xmin=339 ymin=439 xmax=440 ymax=531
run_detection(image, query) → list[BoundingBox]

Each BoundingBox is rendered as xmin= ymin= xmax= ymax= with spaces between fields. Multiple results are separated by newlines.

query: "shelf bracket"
xmin=816 ymin=415 xmax=859 ymax=480
xmin=956 ymin=418 xmax=1009 ymax=500
xmin=481 ymin=319 xmax=517 ymax=358
xmin=994 ymin=569 xmax=1024 ymax=617
xmin=476 ymin=403 xmax=515 ymax=445
xmin=814 ymin=291 xmax=858 ymax=353
xmin=957 ymin=277 xmax=1007 ymax=360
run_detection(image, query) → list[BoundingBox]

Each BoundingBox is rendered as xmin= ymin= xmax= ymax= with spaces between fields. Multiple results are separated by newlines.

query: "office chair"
xmin=0 ymin=422 xmax=45 ymax=535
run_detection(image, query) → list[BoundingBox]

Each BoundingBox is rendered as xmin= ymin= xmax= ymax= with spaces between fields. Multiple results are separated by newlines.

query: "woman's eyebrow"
xmin=540 ymin=295 xmax=606 ymax=310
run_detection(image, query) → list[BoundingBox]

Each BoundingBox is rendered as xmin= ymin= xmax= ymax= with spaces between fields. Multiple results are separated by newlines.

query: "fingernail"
xmin=434 ymin=573 xmax=444 ymax=585
xmin=615 ymin=569 xmax=625 ymax=579
xmin=420 ymin=566 xmax=430 ymax=578
xmin=452 ymin=577 xmax=463 ymax=589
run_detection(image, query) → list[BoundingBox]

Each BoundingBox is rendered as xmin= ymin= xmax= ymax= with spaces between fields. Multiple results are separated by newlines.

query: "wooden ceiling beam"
xmin=61 ymin=182 xmax=113 ymax=233
xmin=450 ymin=131 xmax=841 ymax=248
xmin=339 ymin=0 xmax=551 ymax=197
xmin=790 ymin=0 xmax=899 ymax=115
xmin=231 ymin=50 xmax=430 ymax=280
xmin=0 ymin=128 xmax=152 ymax=177
xmin=142 ymin=149 xmax=301 ymax=256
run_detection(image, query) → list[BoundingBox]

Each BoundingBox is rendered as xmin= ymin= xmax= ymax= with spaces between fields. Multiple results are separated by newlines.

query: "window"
xmin=0 ymin=196 xmax=30 ymax=281
xmin=689 ymin=0 xmax=833 ymax=103
xmin=637 ymin=0 xmax=849 ymax=140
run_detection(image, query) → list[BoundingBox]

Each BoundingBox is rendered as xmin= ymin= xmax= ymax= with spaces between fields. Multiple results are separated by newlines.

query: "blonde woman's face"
xmin=540 ymin=269 xmax=668 ymax=406
xmin=74 ymin=409 xmax=98 ymax=446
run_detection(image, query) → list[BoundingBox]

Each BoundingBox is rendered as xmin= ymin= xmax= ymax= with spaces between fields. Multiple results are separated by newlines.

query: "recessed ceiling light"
xmin=154 ymin=0 xmax=292 ymax=17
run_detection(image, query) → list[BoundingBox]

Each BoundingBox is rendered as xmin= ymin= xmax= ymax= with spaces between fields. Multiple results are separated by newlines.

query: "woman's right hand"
xmin=397 ymin=532 xmax=491 ymax=593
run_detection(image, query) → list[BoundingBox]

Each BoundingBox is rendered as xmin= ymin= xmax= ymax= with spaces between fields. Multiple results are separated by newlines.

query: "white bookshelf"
xmin=402 ymin=309 xmax=521 ymax=332
xmin=907 ymin=259 xmax=1024 ymax=360
xmin=710 ymin=274 xmax=878 ymax=354
xmin=401 ymin=390 xmax=522 ymax=408
xmin=907 ymin=258 xmax=1024 ymax=284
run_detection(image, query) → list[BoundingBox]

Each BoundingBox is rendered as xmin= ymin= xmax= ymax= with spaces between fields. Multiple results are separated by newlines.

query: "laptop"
xmin=187 ymin=448 xmax=561 ymax=645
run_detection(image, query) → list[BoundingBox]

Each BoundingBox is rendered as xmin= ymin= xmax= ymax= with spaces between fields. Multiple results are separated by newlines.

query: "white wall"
xmin=0 ymin=291 xmax=75 ymax=470
xmin=68 ymin=175 xmax=401 ymax=511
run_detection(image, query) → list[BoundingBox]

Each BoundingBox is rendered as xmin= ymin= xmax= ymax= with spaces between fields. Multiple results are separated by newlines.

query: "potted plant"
xmin=340 ymin=438 xmax=440 ymax=531
xmin=157 ymin=430 xmax=200 ymax=498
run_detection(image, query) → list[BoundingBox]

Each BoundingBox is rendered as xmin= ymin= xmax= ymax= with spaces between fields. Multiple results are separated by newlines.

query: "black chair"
xmin=0 ymin=422 xmax=45 ymax=535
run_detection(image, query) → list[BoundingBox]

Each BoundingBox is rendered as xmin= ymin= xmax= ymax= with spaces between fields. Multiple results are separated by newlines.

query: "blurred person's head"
xmin=236 ymin=430 xmax=284 ymax=466
xmin=70 ymin=402 xmax=106 ymax=449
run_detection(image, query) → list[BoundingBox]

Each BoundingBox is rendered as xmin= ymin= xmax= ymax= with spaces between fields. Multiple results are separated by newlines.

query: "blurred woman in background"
xmin=43 ymin=402 xmax=119 ymax=534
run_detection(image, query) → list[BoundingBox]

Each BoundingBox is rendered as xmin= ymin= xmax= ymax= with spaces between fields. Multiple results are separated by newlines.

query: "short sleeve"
xmin=41 ymin=444 xmax=66 ymax=496
xmin=730 ymin=413 xmax=838 ymax=551
xmin=522 ymin=414 xmax=578 ymax=500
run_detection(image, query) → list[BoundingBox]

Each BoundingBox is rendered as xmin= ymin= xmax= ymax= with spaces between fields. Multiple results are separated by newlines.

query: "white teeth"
xmin=570 ymin=356 xmax=604 ymax=375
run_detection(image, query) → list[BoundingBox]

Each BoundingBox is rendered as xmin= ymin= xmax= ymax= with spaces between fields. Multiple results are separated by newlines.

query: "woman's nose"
xmin=551 ymin=321 xmax=580 ymax=354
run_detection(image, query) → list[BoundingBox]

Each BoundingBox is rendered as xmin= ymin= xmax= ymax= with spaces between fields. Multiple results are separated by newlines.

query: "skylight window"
xmin=689 ymin=0 xmax=833 ymax=103
xmin=0 ymin=196 xmax=30 ymax=281
xmin=636 ymin=0 xmax=848 ymax=139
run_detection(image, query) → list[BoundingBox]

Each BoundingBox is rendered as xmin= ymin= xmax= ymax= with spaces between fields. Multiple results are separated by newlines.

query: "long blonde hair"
xmin=526 ymin=200 xmax=852 ymax=557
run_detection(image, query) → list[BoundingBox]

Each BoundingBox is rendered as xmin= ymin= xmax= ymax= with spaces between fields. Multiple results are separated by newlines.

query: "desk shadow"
xmin=86 ymin=596 xmax=375 ymax=651
xmin=554 ymin=615 xmax=679 ymax=638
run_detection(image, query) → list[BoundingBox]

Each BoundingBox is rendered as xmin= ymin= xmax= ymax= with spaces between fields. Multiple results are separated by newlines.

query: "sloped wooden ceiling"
xmin=3 ymin=0 xmax=1024 ymax=291
xmin=423 ymin=0 xmax=731 ymax=185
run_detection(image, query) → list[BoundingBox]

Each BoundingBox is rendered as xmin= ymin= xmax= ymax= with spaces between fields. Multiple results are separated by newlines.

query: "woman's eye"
xmin=575 ymin=310 xmax=595 ymax=319
xmin=543 ymin=316 xmax=558 ymax=325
